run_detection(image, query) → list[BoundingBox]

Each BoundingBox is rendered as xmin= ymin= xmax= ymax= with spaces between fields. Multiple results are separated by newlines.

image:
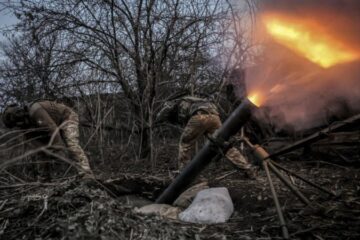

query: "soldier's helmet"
xmin=2 ymin=104 xmax=26 ymax=128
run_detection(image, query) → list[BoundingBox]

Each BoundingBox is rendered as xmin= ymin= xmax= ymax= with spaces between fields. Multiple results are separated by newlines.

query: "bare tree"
xmin=1 ymin=0 xmax=257 ymax=162
xmin=0 ymin=31 xmax=83 ymax=105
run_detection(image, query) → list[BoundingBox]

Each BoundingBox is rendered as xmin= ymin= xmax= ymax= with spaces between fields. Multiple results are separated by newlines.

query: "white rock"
xmin=174 ymin=181 xmax=209 ymax=208
xmin=179 ymin=187 xmax=234 ymax=224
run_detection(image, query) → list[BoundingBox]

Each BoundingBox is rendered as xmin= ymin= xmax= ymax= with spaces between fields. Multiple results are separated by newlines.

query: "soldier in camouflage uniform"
xmin=157 ymin=96 xmax=255 ymax=178
xmin=2 ymin=100 xmax=93 ymax=178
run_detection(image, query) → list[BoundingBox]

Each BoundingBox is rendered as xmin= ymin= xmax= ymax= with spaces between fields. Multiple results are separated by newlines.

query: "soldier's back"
xmin=29 ymin=100 xmax=74 ymax=126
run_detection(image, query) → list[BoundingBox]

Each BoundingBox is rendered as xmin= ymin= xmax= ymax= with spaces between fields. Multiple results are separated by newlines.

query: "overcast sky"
xmin=0 ymin=8 xmax=17 ymax=29
xmin=0 ymin=7 xmax=18 ymax=47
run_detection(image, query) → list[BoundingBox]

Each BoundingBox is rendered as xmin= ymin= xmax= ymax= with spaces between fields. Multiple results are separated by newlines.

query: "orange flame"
xmin=263 ymin=15 xmax=360 ymax=68
xmin=248 ymin=92 xmax=263 ymax=107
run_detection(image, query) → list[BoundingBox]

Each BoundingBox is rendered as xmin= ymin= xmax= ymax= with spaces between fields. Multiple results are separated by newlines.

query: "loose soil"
xmin=1 ymin=148 xmax=360 ymax=239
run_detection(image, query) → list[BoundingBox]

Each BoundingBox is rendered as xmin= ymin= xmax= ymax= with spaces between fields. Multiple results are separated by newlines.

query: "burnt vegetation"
xmin=0 ymin=0 xmax=360 ymax=239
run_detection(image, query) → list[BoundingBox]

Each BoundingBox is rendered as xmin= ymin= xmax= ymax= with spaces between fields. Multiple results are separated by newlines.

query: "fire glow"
xmin=248 ymin=93 xmax=263 ymax=107
xmin=263 ymin=15 xmax=359 ymax=68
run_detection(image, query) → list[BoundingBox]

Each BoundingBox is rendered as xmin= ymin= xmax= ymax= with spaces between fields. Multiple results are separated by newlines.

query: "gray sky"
xmin=0 ymin=8 xmax=18 ymax=51
xmin=0 ymin=8 xmax=17 ymax=58
xmin=0 ymin=8 xmax=17 ymax=30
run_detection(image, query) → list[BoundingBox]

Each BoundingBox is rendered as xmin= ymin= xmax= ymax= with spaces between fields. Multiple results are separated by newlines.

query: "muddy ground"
xmin=1 ymin=145 xmax=360 ymax=240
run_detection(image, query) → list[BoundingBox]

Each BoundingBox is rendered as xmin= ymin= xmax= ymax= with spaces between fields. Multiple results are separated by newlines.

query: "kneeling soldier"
xmin=157 ymin=96 xmax=256 ymax=178
xmin=2 ymin=100 xmax=93 ymax=178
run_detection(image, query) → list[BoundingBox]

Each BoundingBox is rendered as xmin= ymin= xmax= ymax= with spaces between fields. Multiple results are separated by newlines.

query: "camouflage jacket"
xmin=28 ymin=101 xmax=76 ymax=147
xmin=158 ymin=96 xmax=219 ymax=125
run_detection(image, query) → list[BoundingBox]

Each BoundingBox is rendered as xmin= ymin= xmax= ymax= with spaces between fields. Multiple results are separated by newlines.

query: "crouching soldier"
xmin=157 ymin=96 xmax=256 ymax=178
xmin=2 ymin=100 xmax=93 ymax=179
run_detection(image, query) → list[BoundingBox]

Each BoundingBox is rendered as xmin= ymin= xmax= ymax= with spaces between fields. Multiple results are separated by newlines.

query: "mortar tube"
xmin=156 ymin=99 xmax=257 ymax=204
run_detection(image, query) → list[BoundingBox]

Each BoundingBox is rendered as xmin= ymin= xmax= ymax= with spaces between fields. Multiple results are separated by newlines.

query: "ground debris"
xmin=1 ymin=155 xmax=360 ymax=239
xmin=206 ymin=155 xmax=360 ymax=239
xmin=0 ymin=178 xmax=196 ymax=240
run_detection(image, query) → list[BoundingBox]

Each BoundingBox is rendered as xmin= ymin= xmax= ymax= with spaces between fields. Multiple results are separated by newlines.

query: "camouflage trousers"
xmin=61 ymin=112 xmax=92 ymax=175
xmin=178 ymin=113 xmax=252 ymax=171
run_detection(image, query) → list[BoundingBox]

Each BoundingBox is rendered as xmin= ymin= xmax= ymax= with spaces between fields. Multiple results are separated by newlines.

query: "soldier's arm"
xmin=29 ymin=103 xmax=66 ymax=148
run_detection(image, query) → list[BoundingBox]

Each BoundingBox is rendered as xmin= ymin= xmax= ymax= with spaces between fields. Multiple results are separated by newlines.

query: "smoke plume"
xmin=245 ymin=0 xmax=360 ymax=131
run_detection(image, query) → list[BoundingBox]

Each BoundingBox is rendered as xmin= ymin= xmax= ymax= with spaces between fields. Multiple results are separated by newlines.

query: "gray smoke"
xmin=245 ymin=0 xmax=360 ymax=132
